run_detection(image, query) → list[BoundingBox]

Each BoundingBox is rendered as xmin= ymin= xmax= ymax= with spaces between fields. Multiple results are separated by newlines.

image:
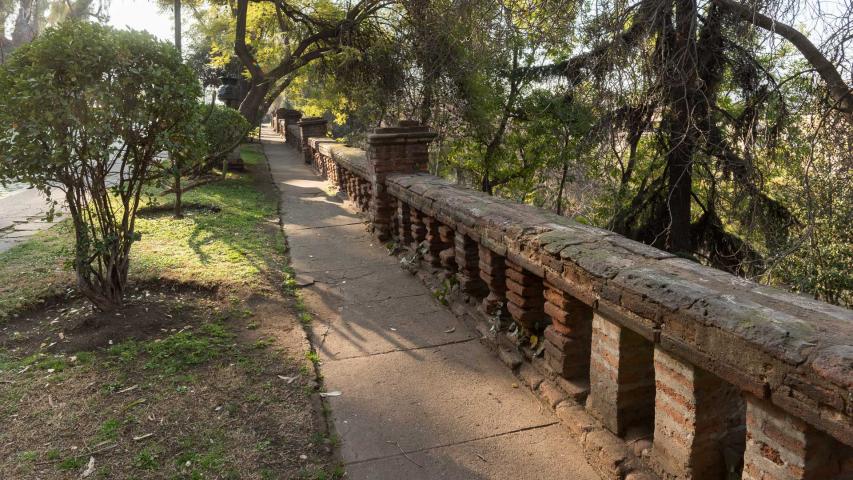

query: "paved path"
xmin=263 ymin=128 xmax=599 ymax=480
xmin=0 ymin=188 xmax=65 ymax=253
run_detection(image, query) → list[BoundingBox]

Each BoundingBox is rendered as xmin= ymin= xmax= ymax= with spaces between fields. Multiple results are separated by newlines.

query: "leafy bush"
xmin=0 ymin=21 xmax=201 ymax=311
xmin=200 ymin=104 xmax=250 ymax=172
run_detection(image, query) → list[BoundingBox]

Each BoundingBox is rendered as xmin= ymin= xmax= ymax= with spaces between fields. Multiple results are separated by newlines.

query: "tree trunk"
xmin=662 ymin=0 xmax=700 ymax=254
xmin=665 ymin=110 xmax=694 ymax=253
xmin=481 ymin=173 xmax=493 ymax=195
xmin=238 ymin=82 xmax=272 ymax=126
xmin=174 ymin=0 xmax=182 ymax=54
xmin=556 ymin=160 xmax=569 ymax=215
xmin=173 ymin=168 xmax=183 ymax=219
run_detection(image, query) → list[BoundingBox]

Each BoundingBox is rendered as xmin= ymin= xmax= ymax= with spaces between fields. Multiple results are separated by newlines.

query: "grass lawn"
xmin=0 ymin=146 xmax=341 ymax=479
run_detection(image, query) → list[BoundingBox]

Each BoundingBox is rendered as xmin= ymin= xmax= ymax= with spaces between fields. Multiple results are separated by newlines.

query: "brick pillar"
xmin=298 ymin=117 xmax=328 ymax=164
xmin=743 ymin=397 xmax=850 ymax=480
xmin=397 ymin=202 xmax=413 ymax=245
xmin=543 ymin=282 xmax=592 ymax=380
xmin=504 ymin=260 xmax=545 ymax=335
xmin=479 ymin=246 xmax=510 ymax=326
xmin=367 ymin=120 xmax=437 ymax=241
xmin=587 ymin=313 xmax=655 ymax=436
xmin=651 ymin=348 xmax=743 ymax=479
xmin=455 ymin=233 xmax=487 ymax=297
xmin=280 ymin=109 xmax=303 ymax=144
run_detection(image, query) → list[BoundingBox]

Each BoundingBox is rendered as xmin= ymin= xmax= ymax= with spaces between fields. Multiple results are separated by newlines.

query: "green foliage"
xmin=0 ymin=157 xmax=286 ymax=321
xmin=58 ymin=456 xmax=85 ymax=471
xmin=96 ymin=418 xmax=121 ymax=442
xmin=0 ymin=21 xmax=201 ymax=311
xmin=281 ymin=0 xmax=851 ymax=305
xmin=107 ymin=323 xmax=234 ymax=375
xmin=202 ymin=104 xmax=251 ymax=163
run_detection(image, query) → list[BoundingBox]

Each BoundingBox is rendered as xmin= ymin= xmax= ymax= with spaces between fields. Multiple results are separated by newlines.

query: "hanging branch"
xmin=714 ymin=0 xmax=853 ymax=116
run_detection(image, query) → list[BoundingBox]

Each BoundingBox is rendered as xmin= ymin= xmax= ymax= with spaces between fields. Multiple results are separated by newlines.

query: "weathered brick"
xmin=506 ymin=267 xmax=541 ymax=286
xmin=651 ymin=348 xmax=744 ymax=480
xmin=743 ymin=396 xmax=850 ymax=480
xmin=587 ymin=313 xmax=654 ymax=437
xmin=506 ymin=279 xmax=544 ymax=298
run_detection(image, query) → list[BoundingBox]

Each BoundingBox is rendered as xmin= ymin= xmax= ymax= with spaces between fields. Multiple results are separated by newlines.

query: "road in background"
xmin=0 ymin=187 xmax=66 ymax=253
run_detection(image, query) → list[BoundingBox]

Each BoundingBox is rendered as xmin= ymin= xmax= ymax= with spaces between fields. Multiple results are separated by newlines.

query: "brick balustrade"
xmin=276 ymin=117 xmax=853 ymax=480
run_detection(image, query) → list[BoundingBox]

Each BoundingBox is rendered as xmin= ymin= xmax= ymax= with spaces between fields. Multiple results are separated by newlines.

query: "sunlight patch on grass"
xmin=0 ymin=148 xmax=285 ymax=321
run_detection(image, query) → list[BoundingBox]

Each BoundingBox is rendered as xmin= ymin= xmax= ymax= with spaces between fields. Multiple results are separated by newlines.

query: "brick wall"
xmin=290 ymin=117 xmax=853 ymax=480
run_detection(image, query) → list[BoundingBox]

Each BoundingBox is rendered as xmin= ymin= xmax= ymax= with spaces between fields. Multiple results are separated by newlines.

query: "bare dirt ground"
xmin=0 ymin=286 xmax=339 ymax=480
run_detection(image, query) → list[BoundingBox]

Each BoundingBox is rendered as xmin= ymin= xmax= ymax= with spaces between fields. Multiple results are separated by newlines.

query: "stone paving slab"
xmin=345 ymin=424 xmax=597 ymax=480
xmin=262 ymin=127 xmax=599 ymax=480
xmin=288 ymin=235 xmax=396 ymax=273
xmin=299 ymin=265 xmax=427 ymax=307
xmin=310 ymin=294 xmax=478 ymax=360
xmin=321 ymin=342 xmax=558 ymax=462
xmin=303 ymin=291 xmax=442 ymax=320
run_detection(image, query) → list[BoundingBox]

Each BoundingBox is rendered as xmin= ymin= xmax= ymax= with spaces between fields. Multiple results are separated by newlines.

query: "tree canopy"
xmin=218 ymin=0 xmax=848 ymax=306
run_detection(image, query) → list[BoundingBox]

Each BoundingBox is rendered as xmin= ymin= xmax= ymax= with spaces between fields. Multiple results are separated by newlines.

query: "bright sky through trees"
xmin=108 ymin=0 xmax=192 ymax=42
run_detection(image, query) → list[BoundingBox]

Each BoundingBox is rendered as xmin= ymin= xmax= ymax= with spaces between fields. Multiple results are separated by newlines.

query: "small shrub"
xmin=199 ymin=105 xmax=251 ymax=173
xmin=0 ymin=21 xmax=201 ymax=311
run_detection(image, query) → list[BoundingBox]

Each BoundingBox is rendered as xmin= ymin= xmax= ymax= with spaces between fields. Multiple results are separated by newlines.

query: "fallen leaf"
xmin=81 ymin=456 xmax=95 ymax=477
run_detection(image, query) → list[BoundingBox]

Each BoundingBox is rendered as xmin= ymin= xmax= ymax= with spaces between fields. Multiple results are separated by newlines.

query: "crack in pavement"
xmin=328 ymin=292 xmax=434 ymax=307
xmin=283 ymin=221 xmax=365 ymax=231
xmin=341 ymin=422 xmax=561 ymax=467
xmin=323 ymin=337 xmax=480 ymax=362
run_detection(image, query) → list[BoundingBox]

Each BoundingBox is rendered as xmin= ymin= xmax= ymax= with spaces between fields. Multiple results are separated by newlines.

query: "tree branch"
xmin=234 ymin=0 xmax=264 ymax=80
xmin=714 ymin=0 xmax=853 ymax=115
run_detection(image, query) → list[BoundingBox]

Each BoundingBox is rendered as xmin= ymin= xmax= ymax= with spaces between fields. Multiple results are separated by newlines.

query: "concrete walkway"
xmin=263 ymin=128 xmax=599 ymax=480
xmin=0 ymin=188 xmax=65 ymax=253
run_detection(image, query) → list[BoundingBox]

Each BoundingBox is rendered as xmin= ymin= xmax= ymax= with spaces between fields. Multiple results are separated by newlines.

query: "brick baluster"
xmin=479 ymin=246 xmax=510 ymax=326
xmin=587 ymin=313 xmax=655 ymax=437
xmin=389 ymin=197 xmax=399 ymax=241
xmin=410 ymin=208 xmax=427 ymax=246
xmin=651 ymin=348 xmax=745 ymax=479
xmin=423 ymin=216 xmax=446 ymax=267
xmin=454 ymin=233 xmax=487 ymax=297
xmin=543 ymin=282 xmax=592 ymax=381
xmin=504 ymin=260 xmax=545 ymax=335
xmin=397 ymin=202 xmax=413 ymax=245
xmin=347 ymin=174 xmax=357 ymax=203
xmin=743 ymin=396 xmax=853 ymax=480
xmin=437 ymin=225 xmax=456 ymax=272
